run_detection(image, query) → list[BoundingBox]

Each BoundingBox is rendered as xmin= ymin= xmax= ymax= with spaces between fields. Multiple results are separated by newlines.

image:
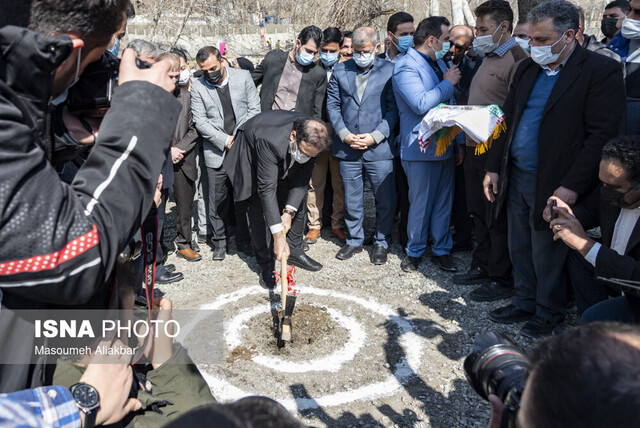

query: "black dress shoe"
xmin=164 ymin=264 xmax=176 ymax=273
xmin=303 ymin=242 xmax=310 ymax=252
xmin=289 ymin=253 xmax=323 ymax=271
xmin=469 ymin=281 xmax=515 ymax=302
xmin=521 ymin=316 xmax=564 ymax=339
xmin=259 ymin=269 xmax=276 ymax=289
xmin=371 ymin=244 xmax=388 ymax=265
xmin=452 ymin=266 xmax=490 ymax=285
xmin=156 ymin=271 xmax=184 ymax=284
xmin=191 ymin=240 xmax=201 ymax=253
xmin=489 ymin=304 xmax=534 ymax=324
xmin=336 ymin=245 xmax=363 ymax=260
xmin=432 ymin=254 xmax=458 ymax=272
xmin=451 ymin=239 xmax=474 ymax=253
xmin=211 ymin=246 xmax=226 ymax=261
xmin=401 ymin=255 xmax=421 ymax=272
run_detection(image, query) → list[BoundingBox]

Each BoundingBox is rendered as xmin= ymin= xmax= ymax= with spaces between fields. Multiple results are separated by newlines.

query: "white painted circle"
xmin=190 ymin=285 xmax=424 ymax=411
xmin=226 ymin=304 xmax=367 ymax=373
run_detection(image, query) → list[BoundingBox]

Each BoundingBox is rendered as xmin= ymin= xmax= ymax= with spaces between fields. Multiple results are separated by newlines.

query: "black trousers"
xmin=452 ymin=162 xmax=473 ymax=243
xmin=395 ymin=157 xmax=410 ymax=249
xmin=173 ymin=167 xmax=195 ymax=250
xmin=247 ymin=187 xmax=307 ymax=269
xmin=566 ymin=249 xmax=610 ymax=316
xmin=464 ymin=147 xmax=512 ymax=283
xmin=155 ymin=189 xmax=169 ymax=264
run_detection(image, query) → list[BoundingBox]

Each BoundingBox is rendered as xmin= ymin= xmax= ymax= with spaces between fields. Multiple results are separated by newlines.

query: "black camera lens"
xmin=464 ymin=332 xmax=529 ymax=402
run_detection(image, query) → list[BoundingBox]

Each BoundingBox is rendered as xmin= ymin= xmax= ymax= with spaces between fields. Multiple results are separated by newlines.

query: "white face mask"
xmin=52 ymin=46 xmax=82 ymax=105
xmin=514 ymin=37 xmax=531 ymax=52
xmin=622 ymin=18 xmax=640 ymax=40
xmin=178 ymin=69 xmax=191 ymax=86
xmin=474 ymin=24 xmax=504 ymax=54
xmin=530 ymin=31 xmax=568 ymax=66
xmin=353 ymin=51 xmax=376 ymax=68
xmin=290 ymin=142 xmax=311 ymax=163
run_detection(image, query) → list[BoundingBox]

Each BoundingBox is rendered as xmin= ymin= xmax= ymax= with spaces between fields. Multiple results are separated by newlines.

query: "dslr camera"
xmin=464 ymin=332 xmax=529 ymax=428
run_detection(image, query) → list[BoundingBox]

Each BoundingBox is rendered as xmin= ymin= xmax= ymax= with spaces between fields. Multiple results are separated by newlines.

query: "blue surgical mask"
xmin=320 ymin=51 xmax=339 ymax=67
xmin=353 ymin=52 xmax=376 ymax=68
xmin=296 ymin=48 xmax=315 ymax=66
xmin=393 ymin=35 xmax=413 ymax=53
xmin=435 ymin=41 xmax=450 ymax=60
xmin=107 ymin=36 xmax=120 ymax=56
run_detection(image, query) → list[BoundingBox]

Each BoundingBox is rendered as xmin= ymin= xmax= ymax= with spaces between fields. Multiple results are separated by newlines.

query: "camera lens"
xmin=464 ymin=332 xmax=529 ymax=402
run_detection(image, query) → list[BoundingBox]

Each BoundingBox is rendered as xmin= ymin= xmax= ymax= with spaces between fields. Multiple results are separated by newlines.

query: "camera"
xmin=67 ymin=51 xmax=120 ymax=118
xmin=464 ymin=332 xmax=529 ymax=428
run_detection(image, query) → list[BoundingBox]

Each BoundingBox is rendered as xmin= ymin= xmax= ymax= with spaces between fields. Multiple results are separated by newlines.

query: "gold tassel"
xmin=474 ymin=120 xmax=507 ymax=156
xmin=435 ymin=126 xmax=463 ymax=157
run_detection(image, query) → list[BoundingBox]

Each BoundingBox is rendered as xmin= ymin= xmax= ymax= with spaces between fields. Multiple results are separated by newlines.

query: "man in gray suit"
xmin=191 ymin=46 xmax=261 ymax=260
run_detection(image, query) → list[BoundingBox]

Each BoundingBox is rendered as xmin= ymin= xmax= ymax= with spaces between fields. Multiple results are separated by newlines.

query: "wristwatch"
xmin=282 ymin=208 xmax=296 ymax=217
xmin=70 ymin=382 xmax=100 ymax=428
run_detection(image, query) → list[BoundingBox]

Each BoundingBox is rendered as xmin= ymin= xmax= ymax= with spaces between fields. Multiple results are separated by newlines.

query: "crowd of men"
xmin=4 ymin=0 xmax=640 ymax=425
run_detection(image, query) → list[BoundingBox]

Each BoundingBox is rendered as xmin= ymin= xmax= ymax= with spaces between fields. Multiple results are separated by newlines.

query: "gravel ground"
xmin=158 ymin=191 xmax=558 ymax=428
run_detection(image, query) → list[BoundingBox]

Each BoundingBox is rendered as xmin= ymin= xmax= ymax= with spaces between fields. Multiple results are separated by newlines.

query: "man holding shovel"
xmin=224 ymin=110 xmax=329 ymax=288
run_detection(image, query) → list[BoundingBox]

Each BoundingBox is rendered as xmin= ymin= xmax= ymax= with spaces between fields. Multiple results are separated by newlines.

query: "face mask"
xmin=514 ymin=37 xmax=531 ymax=52
xmin=601 ymin=184 xmax=640 ymax=208
xmin=320 ymin=52 xmax=339 ymax=67
xmin=107 ymin=36 xmax=120 ymax=56
xmin=178 ymin=68 xmax=191 ymax=86
xmin=432 ymin=40 xmax=450 ymax=60
xmin=296 ymin=48 xmax=315 ymax=66
xmin=204 ymin=68 xmax=223 ymax=85
xmin=290 ymin=142 xmax=311 ymax=163
xmin=621 ymin=18 xmax=640 ymax=40
xmin=392 ymin=35 xmax=413 ymax=53
xmin=474 ymin=25 xmax=504 ymax=54
xmin=52 ymin=46 xmax=82 ymax=105
xmin=530 ymin=32 xmax=567 ymax=66
xmin=353 ymin=51 xmax=376 ymax=68
xmin=601 ymin=17 xmax=620 ymax=39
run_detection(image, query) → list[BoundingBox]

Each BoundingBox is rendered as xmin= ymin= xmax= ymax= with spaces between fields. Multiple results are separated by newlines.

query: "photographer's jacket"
xmin=0 ymin=27 xmax=181 ymax=389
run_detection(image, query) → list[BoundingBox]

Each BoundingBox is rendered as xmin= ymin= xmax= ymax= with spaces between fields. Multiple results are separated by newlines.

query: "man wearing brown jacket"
xmin=453 ymin=0 xmax=528 ymax=302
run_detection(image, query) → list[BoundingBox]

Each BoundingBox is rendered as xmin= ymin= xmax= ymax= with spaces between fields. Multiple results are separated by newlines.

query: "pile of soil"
xmin=244 ymin=303 xmax=349 ymax=359
xmin=227 ymin=345 xmax=256 ymax=363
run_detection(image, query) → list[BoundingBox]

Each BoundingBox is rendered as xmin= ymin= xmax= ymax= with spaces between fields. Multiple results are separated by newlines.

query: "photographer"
xmin=543 ymin=136 xmax=640 ymax=323
xmin=0 ymin=0 xmax=181 ymax=392
xmin=485 ymin=322 xmax=640 ymax=427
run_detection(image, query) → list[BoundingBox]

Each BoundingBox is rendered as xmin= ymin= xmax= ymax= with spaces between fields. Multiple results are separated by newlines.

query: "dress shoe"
xmin=371 ymin=244 xmax=388 ymax=265
xmin=164 ymin=264 xmax=176 ymax=273
xmin=331 ymin=228 xmax=346 ymax=241
xmin=237 ymin=243 xmax=255 ymax=257
xmin=259 ymin=269 xmax=276 ymax=289
xmin=521 ymin=316 xmax=564 ymax=339
xmin=432 ymin=254 xmax=458 ymax=272
xmin=451 ymin=239 xmax=474 ymax=253
xmin=191 ymin=240 xmax=201 ymax=253
xmin=489 ymin=304 xmax=534 ymax=324
xmin=304 ymin=229 xmax=321 ymax=244
xmin=453 ymin=267 xmax=490 ymax=285
xmin=211 ymin=246 xmax=226 ymax=261
xmin=336 ymin=245 xmax=363 ymax=260
xmin=177 ymin=248 xmax=202 ymax=262
xmin=156 ymin=270 xmax=184 ymax=284
xmin=401 ymin=255 xmax=421 ymax=272
xmin=303 ymin=242 xmax=310 ymax=251
xmin=289 ymin=253 xmax=323 ymax=271
xmin=469 ymin=281 xmax=515 ymax=302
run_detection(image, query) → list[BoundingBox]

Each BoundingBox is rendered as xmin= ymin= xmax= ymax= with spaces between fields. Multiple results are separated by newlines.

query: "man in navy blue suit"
xmin=393 ymin=16 xmax=463 ymax=273
xmin=327 ymin=27 xmax=399 ymax=265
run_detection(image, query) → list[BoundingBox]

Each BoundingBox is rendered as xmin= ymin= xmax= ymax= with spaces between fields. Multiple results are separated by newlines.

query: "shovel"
xmin=276 ymin=252 xmax=296 ymax=348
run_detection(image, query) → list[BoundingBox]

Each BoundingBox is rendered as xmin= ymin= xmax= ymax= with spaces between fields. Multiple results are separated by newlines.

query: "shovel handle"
xmin=280 ymin=252 xmax=288 ymax=310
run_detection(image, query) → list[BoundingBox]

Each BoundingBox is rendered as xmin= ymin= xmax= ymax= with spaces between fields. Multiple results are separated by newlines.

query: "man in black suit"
xmin=546 ymin=136 xmax=640 ymax=324
xmin=482 ymin=1 xmax=626 ymax=338
xmin=251 ymin=26 xmax=327 ymax=119
xmin=224 ymin=110 xmax=328 ymax=287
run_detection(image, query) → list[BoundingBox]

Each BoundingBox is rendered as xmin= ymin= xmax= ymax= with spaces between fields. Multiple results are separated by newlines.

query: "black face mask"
xmin=601 ymin=184 xmax=640 ymax=208
xmin=204 ymin=68 xmax=223 ymax=84
xmin=601 ymin=17 xmax=619 ymax=39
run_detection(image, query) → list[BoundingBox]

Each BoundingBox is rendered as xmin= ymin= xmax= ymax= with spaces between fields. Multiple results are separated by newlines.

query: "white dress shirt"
xmin=585 ymin=207 xmax=640 ymax=266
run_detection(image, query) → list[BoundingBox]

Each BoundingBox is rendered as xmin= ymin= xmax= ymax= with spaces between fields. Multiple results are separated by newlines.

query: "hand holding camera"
xmin=118 ymin=49 xmax=176 ymax=93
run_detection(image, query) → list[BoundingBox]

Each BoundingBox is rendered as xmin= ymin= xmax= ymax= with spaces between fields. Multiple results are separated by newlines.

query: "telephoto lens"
xmin=464 ymin=332 xmax=529 ymax=428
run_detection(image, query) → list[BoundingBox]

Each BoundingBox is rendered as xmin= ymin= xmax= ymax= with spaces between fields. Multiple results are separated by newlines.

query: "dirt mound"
xmin=227 ymin=345 xmax=256 ymax=363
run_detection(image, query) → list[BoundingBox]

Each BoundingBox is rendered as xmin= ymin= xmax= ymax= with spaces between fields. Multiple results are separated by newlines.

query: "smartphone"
xmin=550 ymin=200 xmax=558 ymax=220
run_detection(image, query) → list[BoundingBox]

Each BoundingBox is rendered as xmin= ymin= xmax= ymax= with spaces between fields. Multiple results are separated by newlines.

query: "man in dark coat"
xmin=482 ymin=1 xmax=626 ymax=338
xmin=224 ymin=110 xmax=328 ymax=287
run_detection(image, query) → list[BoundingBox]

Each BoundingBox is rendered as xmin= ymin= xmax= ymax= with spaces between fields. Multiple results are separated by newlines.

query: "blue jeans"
xmin=402 ymin=159 xmax=454 ymax=257
xmin=339 ymin=158 xmax=396 ymax=248
xmin=507 ymin=166 xmax=568 ymax=322
xmin=582 ymin=296 xmax=638 ymax=324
